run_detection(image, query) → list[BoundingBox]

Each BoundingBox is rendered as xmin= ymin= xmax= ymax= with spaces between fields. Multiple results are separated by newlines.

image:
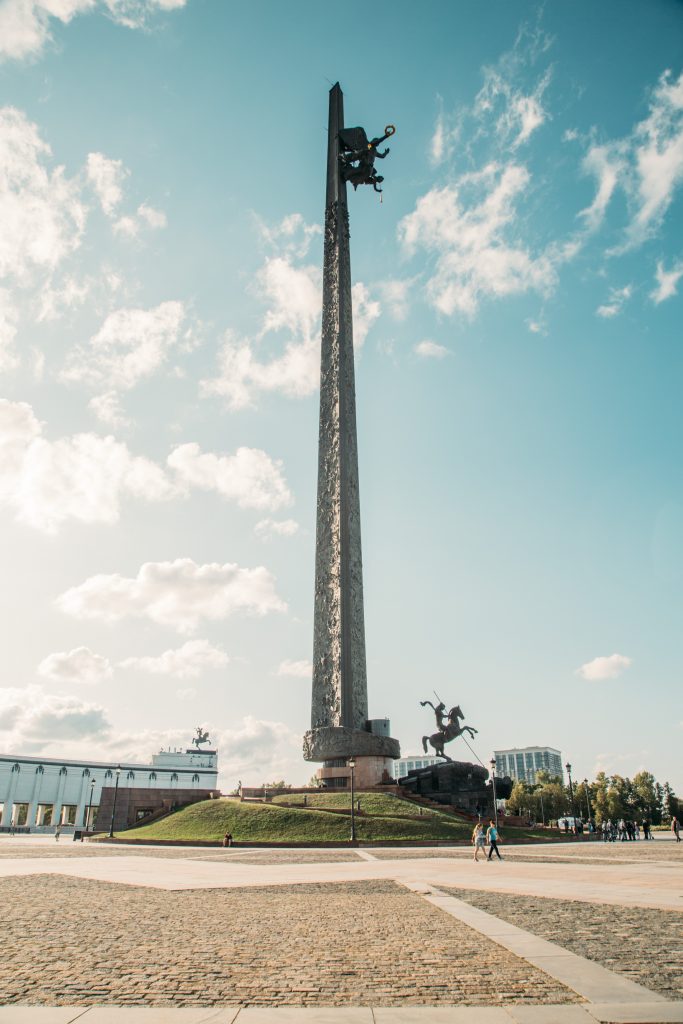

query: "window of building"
xmin=61 ymin=805 xmax=77 ymax=825
xmin=12 ymin=803 xmax=28 ymax=826
xmin=135 ymin=808 xmax=155 ymax=821
xmin=36 ymin=804 xmax=53 ymax=826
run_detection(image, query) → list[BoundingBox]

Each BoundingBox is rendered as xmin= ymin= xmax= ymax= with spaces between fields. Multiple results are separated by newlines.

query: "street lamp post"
xmin=348 ymin=757 xmax=357 ymax=842
xmin=565 ymin=762 xmax=576 ymax=825
xmin=490 ymin=758 xmax=498 ymax=829
xmin=583 ymin=778 xmax=591 ymax=824
xmin=85 ymin=777 xmax=96 ymax=832
xmin=108 ymin=765 xmax=121 ymax=838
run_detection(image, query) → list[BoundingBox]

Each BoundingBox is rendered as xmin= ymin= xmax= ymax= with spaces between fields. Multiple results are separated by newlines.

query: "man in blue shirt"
xmin=486 ymin=820 xmax=502 ymax=860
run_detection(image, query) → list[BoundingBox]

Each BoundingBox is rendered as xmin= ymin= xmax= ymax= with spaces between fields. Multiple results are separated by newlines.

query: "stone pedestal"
xmin=315 ymin=755 xmax=395 ymax=788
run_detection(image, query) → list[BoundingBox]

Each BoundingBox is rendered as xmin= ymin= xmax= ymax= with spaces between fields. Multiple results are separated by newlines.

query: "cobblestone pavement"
xmin=0 ymin=845 xmax=363 ymax=863
xmin=371 ymin=841 xmax=683 ymax=864
xmin=443 ymin=887 xmax=683 ymax=1000
xmin=0 ymin=877 xmax=579 ymax=1008
xmin=195 ymin=851 xmax=362 ymax=864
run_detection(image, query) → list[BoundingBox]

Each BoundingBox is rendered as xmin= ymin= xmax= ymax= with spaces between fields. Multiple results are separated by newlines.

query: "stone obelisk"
xmin=303 ymin=83 xmax=399 ymax=787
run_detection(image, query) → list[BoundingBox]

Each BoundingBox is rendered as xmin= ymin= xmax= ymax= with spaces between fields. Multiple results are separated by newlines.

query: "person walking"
xmin=486 ymin=820 xmax=502 ymax=860
xmin=672 ymin=817 xmax=681 ymax=842
xmin=472 ymin=822 xmax=486 ymax=862
xmin=54 ymin=825 xmax=61 ymax=842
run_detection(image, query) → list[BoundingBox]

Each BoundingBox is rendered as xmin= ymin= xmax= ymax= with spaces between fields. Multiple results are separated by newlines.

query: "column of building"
xmin=52 ymin=766 xmax=68 ymax=827
xmin=26 ymin=765 xmax=44 ymax=828
xmin=0 ymin=764 xmax=21 ymax=826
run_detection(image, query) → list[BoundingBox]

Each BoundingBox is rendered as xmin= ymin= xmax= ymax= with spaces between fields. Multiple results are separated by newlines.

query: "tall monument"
xmin=303 ymin=83 xmax=400 ymax=788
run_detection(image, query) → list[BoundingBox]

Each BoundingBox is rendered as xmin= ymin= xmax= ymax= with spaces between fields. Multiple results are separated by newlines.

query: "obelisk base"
xmin=303 ymin=726 xmax=400 ymax=762
xmin=315 ymin=755 xmax=396 ymax=788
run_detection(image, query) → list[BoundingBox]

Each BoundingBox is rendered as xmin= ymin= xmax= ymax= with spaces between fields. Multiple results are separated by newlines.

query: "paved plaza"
xmin=0 ymin=836 xmax=681 ymax=1023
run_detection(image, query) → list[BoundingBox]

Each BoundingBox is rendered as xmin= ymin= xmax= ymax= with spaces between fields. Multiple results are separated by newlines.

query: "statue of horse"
xmin=192 ymin=727 xmax=210 ymax=749
xmin=421 ymin=704 xmax=478 ymax=761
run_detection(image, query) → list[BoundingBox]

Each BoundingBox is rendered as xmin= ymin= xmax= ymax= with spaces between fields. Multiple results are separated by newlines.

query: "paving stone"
xmin=587 ymin=1004 xmax=683 ymax=1023
xmin=505 ymin=1009 xmax=596 ymax=1023
xmin=0 ymin=877 xmax=577 ymax=1008
xmin=373 ymin=1009 xmax=512 ymax=1022
xmin=236 ymin=1010 xmax=373 ymax=1022
xmin=443 ymin=888 xmax=683 ymax=1000
xmin=0 ymin=1011 xmax=87 ymax=1024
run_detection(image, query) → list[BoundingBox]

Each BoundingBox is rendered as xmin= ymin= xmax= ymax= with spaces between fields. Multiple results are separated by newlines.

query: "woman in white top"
xmin=472 ymin=822 xmax=486 ymax=861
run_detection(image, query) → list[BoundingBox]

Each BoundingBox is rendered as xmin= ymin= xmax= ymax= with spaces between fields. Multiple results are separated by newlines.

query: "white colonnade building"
xmin=0 ymin=746 xmax=218 ymax=833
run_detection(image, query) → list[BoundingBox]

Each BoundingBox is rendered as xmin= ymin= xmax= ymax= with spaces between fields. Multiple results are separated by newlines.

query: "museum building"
xmin=0 ymin=744 xmax=219 ymax=834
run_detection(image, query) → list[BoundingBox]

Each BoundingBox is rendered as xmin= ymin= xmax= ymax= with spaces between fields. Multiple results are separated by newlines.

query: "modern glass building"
xmin=392 ymin=754 xmax=444 ymax=780
xmin=494 ymin=746 xmax=563 ymax=784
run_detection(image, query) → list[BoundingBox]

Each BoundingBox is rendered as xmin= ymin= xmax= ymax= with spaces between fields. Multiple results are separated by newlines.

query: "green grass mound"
xmin=270 ymin=790 xmax=445 ymax=818
xmin=118 ymin=797 xmax=474 ymax=843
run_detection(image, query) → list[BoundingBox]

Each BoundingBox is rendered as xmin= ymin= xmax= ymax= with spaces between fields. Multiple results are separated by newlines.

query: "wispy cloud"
xmin=580 ymin=70 xmax=683 ymax=247
xmin=120 ymin=639 xmax=230 ymax=678
xmin=38 ymin=647 xmax=113 ymax=685
xmin=596 ymin=284 xmax=632 ymax=318
xmin=414 ymin=340 xmax=449 ymax=359
xmin=276 ymin=659 xmax=312 ymax=679
xmin=399 ymin=164 xmax=556 ymax=317
xmin=577 ymin=653 xmax=633 ymax=681
xmin=57 ymin=558 xmax=287 ymax=633
xmin=650 ymin=259 xmax=683 ymax=304
xmin=0 ymin=0 xmax=188 ymax=63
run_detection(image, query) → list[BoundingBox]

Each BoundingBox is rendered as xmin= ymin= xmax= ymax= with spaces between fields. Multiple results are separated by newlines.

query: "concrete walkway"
xmin=1 ymin=1004 xmax=683 ymax=1022
xmin=0 ymin=851 xmax=679 ymax=910
xmin=2 ymin=842 xmax=681 ymax=1022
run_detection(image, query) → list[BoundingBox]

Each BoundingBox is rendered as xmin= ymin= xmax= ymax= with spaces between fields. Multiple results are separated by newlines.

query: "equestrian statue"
xmin=420 ymin=697 xmax=478 ymax=761
xmin=192 ymin=727 xmax=210 ymax=749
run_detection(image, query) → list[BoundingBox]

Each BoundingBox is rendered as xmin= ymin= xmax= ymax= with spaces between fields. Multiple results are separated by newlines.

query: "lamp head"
xmin=348 ymin=757 xmax=356 ymax=769
xmin=115 ymin=765 xmax=121 ymax=777
xmin=565 ymin=762 xmax=571 ymax=773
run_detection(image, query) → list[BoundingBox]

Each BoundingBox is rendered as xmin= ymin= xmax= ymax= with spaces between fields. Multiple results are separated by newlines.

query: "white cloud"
xmin=86 ymin=152 xmax=127 ymax=216
xmin=257 ymin=212 xmax=321 ymax=260
xmin=62 ymin=300 xmax=188 ymax=390
xmin=579 ymin=143 xmax=624 ymax=232
xmin=254 ymin=518 xmax=299 ymax=540
xmin=114 ymin=202 xmax=167 ymax=237
xmin=88 ymin=390 xmax=130 ymax=429
xmin=37 ymin=275 xmax=90 ymax=323
xmin=580 ymin=70 xmax=683 ymax=245
xmin=0 ymin=106 xmax=85 ymax=282
xmin=475 ymin=66 xmax=551 ymax=150
xmin=577 ymin=653 xmax=633 ymax=681
xmin=0 ymin=287 xmax=19 ymax=371
xmin=0 ymin=398 xmax=174 ymax=532
xmin=38 ymin=646 xmax=113 ymax=685
xmin=414 ymin=339 xmax=449 ymax=359
xmin=400 ymin=163 xmax=556 ymax=317
xmin=650 ymin=259 xmax=683 ymax=304
xmin=202 ymin=329 xmax=319 ymax=411
xmin=0 ymin=686 xmax=110 ymax=744
xmin=0 ymin=0 xmax=187 ymax=62
xmin=57 ymin=557 xmax=287 ymax=633
xmin=119 ymin=638 xmax=229 ymax=678
xmin=136 ymin=202 xmax=166 ymax=229
xmin=168 ymin=442 xmax=292 ymax=512
xmin=351 ymin=282 xmax=381 ymax=348
xmin=596 ymin=284 xmax=632 ymax=318
xmin=526 ymin=317 xmax=547 ymax=335
xmin=276 ymin=659 xmax=312 ymax=679
xmin=203 ymin=214 xmax=379 ymax=409
xmin=377 ymin=278 xmax=414 ymax=322
xmin=430 ymin=111 xmax=446 ymax=166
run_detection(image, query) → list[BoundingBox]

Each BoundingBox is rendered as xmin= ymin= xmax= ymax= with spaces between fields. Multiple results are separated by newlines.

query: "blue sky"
xmin=0 ymin=0 xmax=681 ymax=790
